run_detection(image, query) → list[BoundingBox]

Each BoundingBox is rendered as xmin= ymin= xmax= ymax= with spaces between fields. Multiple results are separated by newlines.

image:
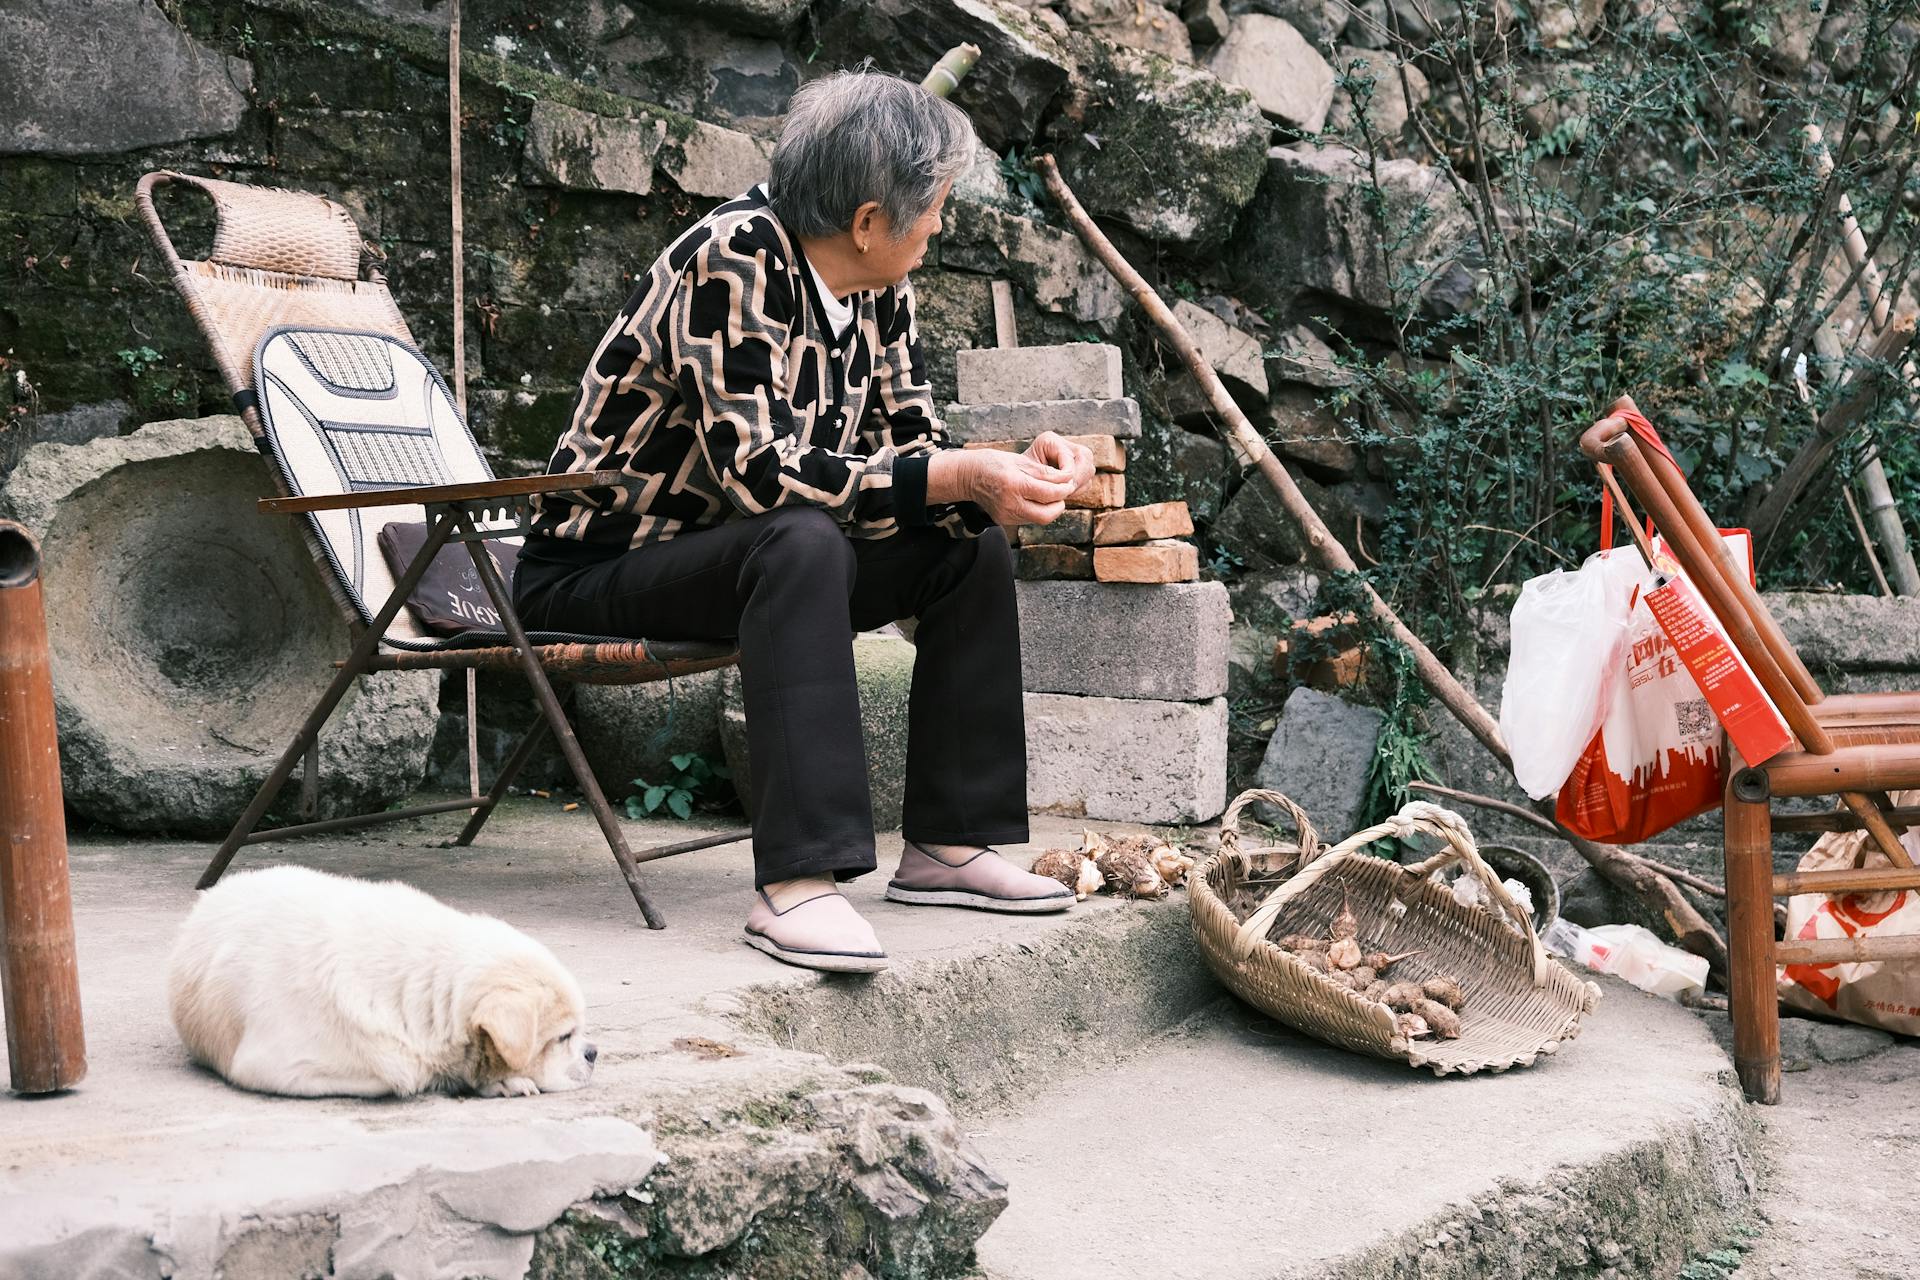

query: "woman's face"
xmin=860 ymin=179 xmax=953 ymax=287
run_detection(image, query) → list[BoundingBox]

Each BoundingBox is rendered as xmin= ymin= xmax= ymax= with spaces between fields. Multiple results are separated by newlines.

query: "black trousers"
xmin=513 ymin=508 xmax=1028 ymax=886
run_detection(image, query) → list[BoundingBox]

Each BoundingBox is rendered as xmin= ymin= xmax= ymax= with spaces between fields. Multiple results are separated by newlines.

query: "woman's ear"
xmin=851 ymin=200 xmax=882 ymax=253
xmin=471 ymin=987 xmax=542 ymax=1073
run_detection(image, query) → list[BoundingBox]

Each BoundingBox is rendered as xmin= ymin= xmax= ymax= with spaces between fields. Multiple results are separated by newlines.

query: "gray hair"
xmin=770 ymin=69 xmax=976 ymax=239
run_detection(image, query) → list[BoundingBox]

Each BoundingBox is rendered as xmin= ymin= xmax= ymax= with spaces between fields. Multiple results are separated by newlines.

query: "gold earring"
xmin=858 ymin=242 xmax=868 ymax=254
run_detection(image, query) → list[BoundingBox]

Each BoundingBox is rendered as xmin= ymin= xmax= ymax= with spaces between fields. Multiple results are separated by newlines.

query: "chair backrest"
xmin=256 ymin=326 xmax=498 ymax=645
xmin=136 ymin=171 xmax=503 ymax=646
xmin=1580 ymin=398 xmax=1836 ymax=758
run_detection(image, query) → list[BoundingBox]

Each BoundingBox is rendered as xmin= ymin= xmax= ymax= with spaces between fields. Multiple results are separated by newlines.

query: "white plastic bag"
xmin=1501 ymin=550 xmax=1648 ymax=799
xmin=1546 ymin=919 xmax=1709 ymax=1000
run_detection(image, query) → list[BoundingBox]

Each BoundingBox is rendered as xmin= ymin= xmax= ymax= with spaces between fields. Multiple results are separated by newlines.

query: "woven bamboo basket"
xmin=1190 ymin=789 xmax=1602 ymax=1076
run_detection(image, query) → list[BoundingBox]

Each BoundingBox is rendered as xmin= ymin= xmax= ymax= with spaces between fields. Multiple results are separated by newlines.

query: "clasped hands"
xmin=924 ymin=431 xmax=1096 ymax=528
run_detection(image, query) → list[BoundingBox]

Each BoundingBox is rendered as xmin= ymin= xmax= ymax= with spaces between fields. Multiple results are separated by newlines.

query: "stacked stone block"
xmin=950 ymin=343 xmax=1229 ymax=824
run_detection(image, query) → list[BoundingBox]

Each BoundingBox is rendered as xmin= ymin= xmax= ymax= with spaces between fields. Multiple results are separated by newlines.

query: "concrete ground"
xmin=0 ymin=795 xmax=1897 ymax=1279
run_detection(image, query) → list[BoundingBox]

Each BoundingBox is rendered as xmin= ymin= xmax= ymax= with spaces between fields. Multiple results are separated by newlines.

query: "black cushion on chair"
xmin=375 ymin=520 xmax=522 ymax=636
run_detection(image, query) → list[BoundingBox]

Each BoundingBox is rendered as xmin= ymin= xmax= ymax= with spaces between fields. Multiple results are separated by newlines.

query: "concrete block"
xmin=1025 ymin=692 xmax=1229 ymax=824
xmin=956 ymin=343 xmax=1123 ymax=404
xmin=1016 ymin=510 xmax=1094 ymax=546
xmin=1066 ymin=472 xmax=1125 ymax=510
xmin=1093 ymin=502 xmax=1193 ymax=545
xmin=1095 ymin=540 xmax=1199 ymax=582
xmin=945 ymin=398 xmax=1142 ymax=444
xmin=1017 ymin=580 xmax=1229 ymax=700
xmin=1017 ymin=545 xmax=1093 ymax=580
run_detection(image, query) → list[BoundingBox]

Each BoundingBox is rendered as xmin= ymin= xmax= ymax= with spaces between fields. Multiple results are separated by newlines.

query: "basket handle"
xmin=1231 ymin=801 xmax=1551 ymax=986
xmin=1218 ymin=788 xmax=1322 ymax=869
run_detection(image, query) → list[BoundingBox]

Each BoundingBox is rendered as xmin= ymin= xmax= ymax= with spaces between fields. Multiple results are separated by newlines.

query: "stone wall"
xmin=1 ymin=0 xmax=1175 ymax=477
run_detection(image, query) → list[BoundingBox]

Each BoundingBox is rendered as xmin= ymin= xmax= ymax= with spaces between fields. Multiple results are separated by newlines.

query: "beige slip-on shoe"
xmin=884 ymin=841 xmax=1076 ymax=913
xmin=744 ymin=877 xmax=889 ymax=974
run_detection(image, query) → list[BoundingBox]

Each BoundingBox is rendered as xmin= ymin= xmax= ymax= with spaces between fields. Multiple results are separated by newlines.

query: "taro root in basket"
xmin=1189 ymin=790 xmax=1601 ymax=1076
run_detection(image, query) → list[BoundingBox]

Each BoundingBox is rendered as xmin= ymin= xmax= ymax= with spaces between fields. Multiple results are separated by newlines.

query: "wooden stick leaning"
xmin=1036 ymin=153 xmax=1730 ymax=975
xmin=1406 ymin=781 xmax=1729 ymax=899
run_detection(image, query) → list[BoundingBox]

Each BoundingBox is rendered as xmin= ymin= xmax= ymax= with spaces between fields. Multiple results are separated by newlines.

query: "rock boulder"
xmin=1230 ymin=143 xmax=1484 ymax=332
xmin=1051 ymin=44 xmax=1269 ymax=250
xmin=0 ymin=418 xmax=438 ymax=835
xmin=1254 ymin=686 xmax=1383 ymax=838
xmin=1208 ymin=14 xmax=1336 ymax=132
xmin=939 ymin=200 xmax=1125 ymax=323
xmin=0 ymin=0 xmax=252 ymax=155
xmin=812 ymin=0 xmax=1073 ymax=150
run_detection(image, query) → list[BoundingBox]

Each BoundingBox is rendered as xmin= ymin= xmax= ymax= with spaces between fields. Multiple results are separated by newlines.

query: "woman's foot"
xmin=884 ymin=841 xmax=1076 ymax=913
xmin=744 ymin=876 xmax=889 ymax=973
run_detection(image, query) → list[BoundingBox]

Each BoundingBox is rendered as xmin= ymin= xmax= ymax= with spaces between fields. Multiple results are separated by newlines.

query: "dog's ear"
xmin=471 ymin=986 xmax=543 ymax=1074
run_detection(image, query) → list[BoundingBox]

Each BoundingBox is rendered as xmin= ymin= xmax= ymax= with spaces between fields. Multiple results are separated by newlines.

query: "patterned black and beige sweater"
xmin=525 ymin=186 xmax=989 ymax=564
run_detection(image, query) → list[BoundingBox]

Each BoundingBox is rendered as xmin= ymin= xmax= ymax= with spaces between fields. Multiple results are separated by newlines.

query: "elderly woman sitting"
xmin=514 ymin=70 xmax=1095 ymax=972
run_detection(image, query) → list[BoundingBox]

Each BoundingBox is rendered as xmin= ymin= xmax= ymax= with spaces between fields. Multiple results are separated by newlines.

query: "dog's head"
xmin=464 ymin=957 xmax=596 ymax=1097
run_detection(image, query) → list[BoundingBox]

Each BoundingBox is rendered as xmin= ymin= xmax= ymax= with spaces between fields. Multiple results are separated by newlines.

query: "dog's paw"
xmin=477 ymin=1075 xmax=540 ymax=1098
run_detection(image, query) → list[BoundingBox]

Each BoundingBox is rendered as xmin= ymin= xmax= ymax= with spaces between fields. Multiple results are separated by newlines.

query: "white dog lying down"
xmin=167 ymin=865 xmax=596 ymax=1098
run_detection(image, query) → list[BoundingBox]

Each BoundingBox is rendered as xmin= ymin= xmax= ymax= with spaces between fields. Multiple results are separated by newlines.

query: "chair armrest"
xmin=258 ymin=471 xmax=626 ymax=514
xmin=1764 ymin=741 xmax=1920 ymax=798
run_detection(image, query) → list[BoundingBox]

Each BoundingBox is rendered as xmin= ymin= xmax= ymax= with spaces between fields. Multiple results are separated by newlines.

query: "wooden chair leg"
xmin=460 ymin=535 xmax=669 ymax=929
xmin=448 ymin=690 xmax=568 ymax=848
xmin=1725 ymin=766 xmax=1782 ymax=1104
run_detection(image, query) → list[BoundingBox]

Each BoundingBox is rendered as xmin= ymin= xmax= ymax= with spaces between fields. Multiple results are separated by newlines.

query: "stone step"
xmin=956 ymin=342 xmax=1124 ymax=404
xmin=971 ymin=987 xmax=1756 ymax=1280
xmin=945 ymin=397 xmax=1142 ymax=444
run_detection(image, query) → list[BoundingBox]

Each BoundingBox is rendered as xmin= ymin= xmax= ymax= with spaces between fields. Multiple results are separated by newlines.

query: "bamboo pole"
xmin=1802 ymin=124 xmax=1920 ymax=595
xmin=0 ymin=521 xmax=86 ymax=1093
xmin=1038 ymin=153 xmax=1730 ymax=975
xmin=1748 ymin=314 xmax=1917 ymax=552
xmin=921 ymin=44 xmax=981 ymax=98
xmin=448 ymin=2 xmax=483 ymax=799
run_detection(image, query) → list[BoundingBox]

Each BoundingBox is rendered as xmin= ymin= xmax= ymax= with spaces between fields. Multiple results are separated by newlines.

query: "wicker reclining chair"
xmin=1582 ymin=394 xmax=1920 ymax=1103
xmin=136 ymin=169 xmax=747 ymax=928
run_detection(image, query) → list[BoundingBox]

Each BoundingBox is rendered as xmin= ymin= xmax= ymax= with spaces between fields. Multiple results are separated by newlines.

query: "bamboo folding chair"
xmin=135 ymin=170 xmax=749 ymax=928
xmin=1582 ymin=393 xmax=1920 ymax=1103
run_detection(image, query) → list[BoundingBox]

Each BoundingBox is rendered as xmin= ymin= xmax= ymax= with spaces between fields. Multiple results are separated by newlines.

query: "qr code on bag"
xmin=1674 ymin=697 xmax=1716 ymax=740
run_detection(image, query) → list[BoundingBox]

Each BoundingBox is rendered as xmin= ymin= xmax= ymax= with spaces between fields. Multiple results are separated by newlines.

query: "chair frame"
xmin=135 ymin=170 xmax=748 ymax=929
xmin=1582 ymin=393 xmax=1920 ymax=1103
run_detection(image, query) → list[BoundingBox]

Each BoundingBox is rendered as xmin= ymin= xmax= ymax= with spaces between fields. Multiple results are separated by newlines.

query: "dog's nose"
xmin=583 ymin=1042 xmax=598 ymax=1065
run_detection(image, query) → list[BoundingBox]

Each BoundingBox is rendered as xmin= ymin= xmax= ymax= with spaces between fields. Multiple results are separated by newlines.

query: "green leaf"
xmin=624 ymin=796 xmax=644 ymax=821
xmin=670 ymin=753 xmax=694 ymax=771
xmin=644 ymin=785 xmax=668 ymax=812
xmin=711 ymin=763 xmax=733 ymax=780
xmin=667 ymin=790 xmax=693 ymax=819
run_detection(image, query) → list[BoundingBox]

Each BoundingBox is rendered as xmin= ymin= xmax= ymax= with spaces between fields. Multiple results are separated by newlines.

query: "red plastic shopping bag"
xmin=1554 ymin=577 xmax=1726 ymax=843
xmin=1554 ymin=408 xmax=1790 ymax=843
